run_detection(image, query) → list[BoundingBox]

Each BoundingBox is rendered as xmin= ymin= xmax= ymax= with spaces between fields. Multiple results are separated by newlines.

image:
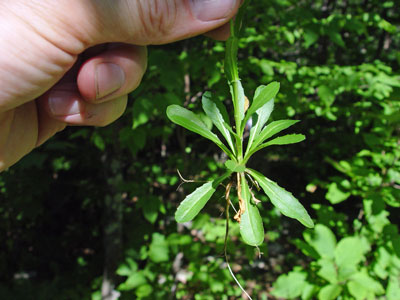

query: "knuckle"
xmin=136 ymin=0 xmax=178 ymax=43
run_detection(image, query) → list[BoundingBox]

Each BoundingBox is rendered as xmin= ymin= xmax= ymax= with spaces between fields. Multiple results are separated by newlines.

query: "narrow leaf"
xmin=224 ymin=160 xmax=245 ymax=173
xmin=233 ymin=0 xmax=250 ymax=37
xmin=166 ymin=105 xmax=232 ymax=157
xmin=202 ymin=92 xmax=235 ymax=152
xmin=245 ymin=98 xmax=274 ymax=156
xmin=242 ymin=82 xmax=280 ymax=131
xmin=225 ymin=36 xmax=239 ymax=82
xmin=249 ymin=134 xmax=305 ymax=156
xmin=239 ymin=174 xmax=264 ymax=246
xmin=250 ymin=119 xmax=300 ymax=152
xmin=230 ymin=80 xmax=246 ymax=124
xmin=253 ymin=97 xmax=275 ymax=136
xmin=214 ymin=98 xmax=231 ymax=126
xmin=175 ymin=172 xmax=231 ymax=223
xmin=223 ymin=122 xmax=240 ymax=140
xmin=247 ymin=169 xmax=314 ymax=228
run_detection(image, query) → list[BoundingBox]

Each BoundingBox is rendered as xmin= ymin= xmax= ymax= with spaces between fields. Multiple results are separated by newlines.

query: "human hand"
xmin=0 ymin=0 xmax=240 ymax=171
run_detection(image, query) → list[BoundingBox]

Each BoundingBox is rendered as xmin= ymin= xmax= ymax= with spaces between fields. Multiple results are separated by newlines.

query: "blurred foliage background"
xmin=1 ymin=0 xmax=399 ymax=299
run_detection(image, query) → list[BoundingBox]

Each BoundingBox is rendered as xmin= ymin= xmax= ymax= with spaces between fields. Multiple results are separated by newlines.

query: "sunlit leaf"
xmin=317 ymin=258 xmax=338 ymax=284
xmin=247 ymin=168 xmax=314 ymax=228
xmin=148 ymin=233 xmax=169 ymax=263
xmin=166 ymin=105 xmax=233 ymax=157
xmin=250 ymin=134 xmax=305 ymax=155
xmin=246 ymin=98 xmax=275 ymax=155
xmin=239 ymin=174 xmax=264 ymax=246
xmin=318 ymin=284 xmax=342 ymax=300
xmin=250 ymin=120 xmax=300 ymax=153
xmin=272 ymin=271 xmax=308 ymax=298
xmin=224 ymin=160 xmax=245 ymax=173
xmin=230 ymin=79 xmax=246 ymax=123
xmin=202 ymin=92 xmax=235 ymax=152
xmin=175 ymin=172 xmax=231 ymax=223
xmin=348 ymin=271 xmax=384 ymax=297
xmin=387 ymin=276 xmax=400 ymax=300
xmin=335 ymin=237 xmax=368 ymax=268
xmin=253 ymin=97 xmax=274 ymax=136
xmin=303 ymin=224 xmax=336 ymax=259
xmin=242 ymin=82 xmax=280 ymax=131
xmin=225 ymin=36 xmax=238 ymax=82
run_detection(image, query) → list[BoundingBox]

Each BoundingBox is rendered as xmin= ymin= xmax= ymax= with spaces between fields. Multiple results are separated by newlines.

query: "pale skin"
xmin=0 ymin=0 xmax=240 ymax=171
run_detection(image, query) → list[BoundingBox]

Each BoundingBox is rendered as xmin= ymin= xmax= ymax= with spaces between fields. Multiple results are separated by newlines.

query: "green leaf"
xmin=335 ymin=237 xmax=368 ymax=268
xmin=304 ymin=29 xmax=319 ymax=48
xmin=338 ymin=265 xmax=358 ymax=282
xmin=132 ymin=98 xmax=153 ymax=129
xmin=242 ymin=82 xmax=280 ymax=131
xmin=136 ymin=284 xmax=153 ymax=298
xmin=223 ymin=121 xmax=240 ymax=138
xmin=233 ymin=0 xmax=250 ymax=37
xmin=317 ymin=258 xmax=338 ymax=284
xmin=250 ymin=134 xmax=306 ymax=156
xmin=117 ymin=258 xmax=138 ymax=277
xmin=243 ymin=83 xmax=279 ymax=122
xmin=166 ymin=105 xmax=233 ymax=157
xmin=318 ymin=284 xmax=342 ymax=300
xmin=250 ymin=119 xmax=300 ymax=153
xmin=318 ymin=85 xmax=335 ymax=107
xmin=225 ymin=36 xmax=239 ymax=82
xmin=214 ymin=98 xmax=231 ymax=127
xmin=148 ymin=233 xmax=169 ymax=263
xmin=327 ymin=30 xmax=345 ymax=48
xmin=347 ymin=280 xmax=368 ymax=300
xmin=326 ymin=182 xmax=350 ymax=204
xmin=303 ymin=224 xmax=336 ymax=259
xmin=292 ymin=238 xmax=320 ymax=259
xmin=247 ymin=168 xmax=314 ymax=228
xmin=349 ymin=271 xmax=384 ymax=295
xmin=202 ymin=92 xmax=235 ymax=152
xmin=92 ymin=132 xmax=105 ymax=151
xmin=230 ymin=79 xmax=246 ymax=124
xmin=175 ymin=172 xmax=230 ymax=223
xmin=302 ymin=283 xmax=318 ymax=300
xmin=253 ymin=95 xmax=275 ymax=136
xmin=224 ymin=160 xmax=245 ymax=173
xmin=262 ymin=134 xmax=305 ymax=146
xmin=271 ymin=271 xmax=308 ymax=298
xmin=141 ymin=196 xmax=160 ymax=224
xmin=387 ymin=275 xmax=400 ymax=300
xmin=118 ymin=272 xmax=147 ymax=291
xmin=239 ymin=173 xmax=264 ymax=246
xmin=246 ymin=98 xmax=275 ymax=155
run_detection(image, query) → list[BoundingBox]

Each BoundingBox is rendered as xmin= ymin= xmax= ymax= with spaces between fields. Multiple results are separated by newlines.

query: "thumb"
xmin=94 ymin=0 xmax=241 ymax=45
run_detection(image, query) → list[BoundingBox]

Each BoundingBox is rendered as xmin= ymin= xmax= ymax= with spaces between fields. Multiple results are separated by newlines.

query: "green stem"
xmin=232 ymin=80 xmax=243 ymax=162
xmin=225 ymin=2 xmax=251 ymax=163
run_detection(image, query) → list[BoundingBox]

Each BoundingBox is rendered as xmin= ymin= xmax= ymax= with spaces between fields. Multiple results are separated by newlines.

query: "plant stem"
xmin=225 ymin=0 xmax=251 ymax=163
xmin=232 ymin=81 xmax=243 ymax=162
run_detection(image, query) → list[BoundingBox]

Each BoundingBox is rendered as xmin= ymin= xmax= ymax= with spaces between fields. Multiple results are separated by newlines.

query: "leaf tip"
xmin=166 ymin=104 xmax=177 ymax=119
xmin=302 ymin=217 xmax=314 ymax=228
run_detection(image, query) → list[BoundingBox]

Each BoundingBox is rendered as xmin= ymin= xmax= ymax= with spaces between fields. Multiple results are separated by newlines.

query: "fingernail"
xmin=95 ymin=63 xmax=125 ymax=100
xmin=48 ymin=92 xmax=81 ymax=116
xmin=190 ymin=0 xmax=237 ymax=22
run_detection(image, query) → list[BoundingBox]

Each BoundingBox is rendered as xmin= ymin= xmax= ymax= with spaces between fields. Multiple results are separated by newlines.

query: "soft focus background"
xmin=1 ymin=0 xmax=399 ymax=299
